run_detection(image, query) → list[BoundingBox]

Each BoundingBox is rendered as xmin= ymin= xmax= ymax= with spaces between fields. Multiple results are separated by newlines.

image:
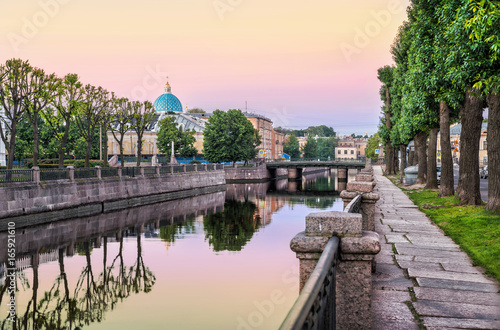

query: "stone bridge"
xmin=265 ymin=159 xmax=366 ymax=180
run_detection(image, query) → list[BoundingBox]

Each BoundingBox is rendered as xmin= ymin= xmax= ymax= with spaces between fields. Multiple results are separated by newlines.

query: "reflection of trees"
xmin=159 ymin=217 xmax=196 ymax=243
xmin=303 ymin=176 xmax=335 ymax=192
xmin=0 ymin=230 xmax=156 ymax=329
xmin=203 ymin=200 xmax=261 ymax=252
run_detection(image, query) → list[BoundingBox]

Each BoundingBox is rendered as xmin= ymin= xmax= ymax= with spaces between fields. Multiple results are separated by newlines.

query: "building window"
xmin=483 ymin=141 xmax=487 ymax=150
xmin=344 ymin=150 xmax=347 ymax=154
xmin=338 ymin=150 xmax=341 ymax=154
xmin=351 ymin=150 xmax=354 ymax=154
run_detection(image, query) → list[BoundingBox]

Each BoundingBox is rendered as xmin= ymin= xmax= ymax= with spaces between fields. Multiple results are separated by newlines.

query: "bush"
xmin=38 ymin=164 xmax=63 ymax=169
xmin=74 ymin=160 xmax=108 ymax=168
xmin=189 ymin=160 xmax=201 ymax=164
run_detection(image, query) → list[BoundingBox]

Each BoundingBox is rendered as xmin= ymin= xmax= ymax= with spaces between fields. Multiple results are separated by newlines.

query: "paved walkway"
xmin=371 ymin=166 xmax=500 ymax=329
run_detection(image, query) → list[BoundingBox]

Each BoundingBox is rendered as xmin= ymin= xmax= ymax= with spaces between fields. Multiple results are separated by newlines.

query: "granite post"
xmin=290 ymin=209 xmax=380 ymax=329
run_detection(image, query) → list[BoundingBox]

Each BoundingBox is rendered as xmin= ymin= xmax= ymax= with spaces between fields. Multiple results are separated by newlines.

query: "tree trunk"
xmin=456 ymin=90 xmax=483 ymax=205
xmin=414 ymin=144 xmax=419 ymax=165
xmin=393 ymin=146 xmax=399 ymax=173
xmin=137 ymin=136 xmax=142 ymax=166
xmin=385 ymin=142 xmax=394 ymax=174
xmin=408 ymin=149 xmax=415 ymax=166
xmin=400 ymin=144 xmax=407 ymax=183
xmin=103 ymin=131 xmax=109 ymax=167
xmin=425 ymin=127 xmax=439 ymax=189
xmin=7 ymin=123 xmax=17 ymax=170
xmin=119 ymin=137 xmax=125 ymax=167
xmin=59 ymin=118 xmax=71 ymax=168
xmin=486 ymin=92 xmax=499 ymax=211
xmin=85 ymin=139 xmax=92 ymax=168
xmin=415 ymin=131 xmax=427 ymax=184
xmin=439 ymin=101 xmax=455 ymax=196
xmin=32 ymin=116 xmax=39 ymax=167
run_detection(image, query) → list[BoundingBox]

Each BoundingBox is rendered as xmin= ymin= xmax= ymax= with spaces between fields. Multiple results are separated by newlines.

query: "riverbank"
xmin=0 ymin=170 xmax=225 ymax=230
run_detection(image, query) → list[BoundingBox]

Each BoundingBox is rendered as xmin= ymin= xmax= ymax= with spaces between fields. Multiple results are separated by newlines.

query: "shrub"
xmin=189 ymin=160 xmax=201 ymax=164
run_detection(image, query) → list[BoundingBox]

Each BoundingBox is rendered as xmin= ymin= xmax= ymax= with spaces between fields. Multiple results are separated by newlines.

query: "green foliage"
xmin=203 ymin=109 xmax=260 ymax=164
xmin=316 ymin=137 xmax=338 ymax=159
xmin=73 ymin=160 xmax=107 ymax=168
xmin=406 ymin=189 xmax=500 ymax=282
xmin=283 ymin=134 xmax=301 ymax=159
xmin=276 ymin=125 xmax=336 ymax=137
xmin=157 ymin=116 xmax=197 ymax=158
xmin=187 ymin=108 xmax=205 ymax=113
xmin=302 ymin=137 xmax=318 ymax=159
xmin=365 ymin=133 xmax=382 ymax=161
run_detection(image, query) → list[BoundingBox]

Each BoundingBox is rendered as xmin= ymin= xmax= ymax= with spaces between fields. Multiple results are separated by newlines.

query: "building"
xmin=244 ymin=112 xmax=284 ymax=160
xmin=107 ymin=81 xmax=284 ymax=161
xmin=335 ymin=138 xmax=356 ymax=159
xmin=436 ymin=122 xmax=488 ymax=166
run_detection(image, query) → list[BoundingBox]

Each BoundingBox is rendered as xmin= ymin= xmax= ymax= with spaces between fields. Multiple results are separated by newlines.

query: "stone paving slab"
xmin=416 ymin=278 xmax=500 ymax=293
xmin=423 ymin=317 xmax=500 ymax=329
xmin=371 ymin=166 xmax=500 ymax=329
xmin=408 ymin=269 xmax=496 ymax=284
xmin=413 ymin=287 xmax=500 ymax=306
xmin=395 ymin=243 xmax=461 ymax=252
xmin=414 ymin=300 xmax=500 ymax=319
xmin=395 ymin=246 xmax=469 ymax=259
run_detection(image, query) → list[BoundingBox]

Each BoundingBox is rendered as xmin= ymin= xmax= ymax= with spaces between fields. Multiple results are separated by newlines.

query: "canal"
xmin=0 ymin=169 xmax=355 ymax=329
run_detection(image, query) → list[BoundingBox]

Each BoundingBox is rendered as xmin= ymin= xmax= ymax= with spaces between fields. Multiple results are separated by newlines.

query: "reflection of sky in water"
xmin=0 ymin=172 xmax=346 ymax=329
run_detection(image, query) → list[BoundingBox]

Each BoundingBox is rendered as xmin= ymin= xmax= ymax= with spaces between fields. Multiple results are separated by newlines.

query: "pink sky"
xmin=1 ymin=0 xmax=410 ymax=135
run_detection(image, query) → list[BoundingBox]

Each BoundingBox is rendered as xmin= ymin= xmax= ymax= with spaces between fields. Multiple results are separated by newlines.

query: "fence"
xmin=0 ymin=163 xmax=225 ymax=185
xmin=0 ymin=169 xmax=33 ymax=183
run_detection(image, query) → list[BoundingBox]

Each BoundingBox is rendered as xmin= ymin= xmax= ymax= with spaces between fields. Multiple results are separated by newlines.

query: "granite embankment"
xmin=0 ymin=170 xmax=225 ymax=229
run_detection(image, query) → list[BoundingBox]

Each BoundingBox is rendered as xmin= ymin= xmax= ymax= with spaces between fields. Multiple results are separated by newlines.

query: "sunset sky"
xmin=1 ymin=0 xmax=410 ymax=135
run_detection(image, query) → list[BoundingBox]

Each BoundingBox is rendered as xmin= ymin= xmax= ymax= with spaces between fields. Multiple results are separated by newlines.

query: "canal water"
xmin=0 ymin=170 xmax=355 ymax=330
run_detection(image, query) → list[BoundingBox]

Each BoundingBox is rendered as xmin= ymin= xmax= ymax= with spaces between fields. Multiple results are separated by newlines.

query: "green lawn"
xmin=386 ymin=175 xmax=500 ymax=283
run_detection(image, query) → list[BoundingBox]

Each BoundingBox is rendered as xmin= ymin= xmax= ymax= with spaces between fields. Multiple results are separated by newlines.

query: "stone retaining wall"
xmin=0 ymin=171 xmax=226 ymax=224
xmin=224 ymin=165 xmax=327 ymax=182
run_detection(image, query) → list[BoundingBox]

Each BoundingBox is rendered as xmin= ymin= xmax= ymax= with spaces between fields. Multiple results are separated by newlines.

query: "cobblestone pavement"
xmin=371 ymin=166 xmax=500 ymax=330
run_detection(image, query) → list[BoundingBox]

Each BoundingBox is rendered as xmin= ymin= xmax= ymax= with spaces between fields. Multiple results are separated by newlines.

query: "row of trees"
xmin=283 ymin=135 xmax=338 ymax=159
xmin=276 ymin=125 xmax=337 ymax=138
xmin=377 ymin=0 xmax=499 ymax=211
xmin=0 ymin=58 xmax=200 ymax=169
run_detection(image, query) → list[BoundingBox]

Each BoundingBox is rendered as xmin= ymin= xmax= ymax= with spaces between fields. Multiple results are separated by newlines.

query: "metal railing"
xmin=121 ymin=167 xmax=137 ymax=177
xmin=74 ymin=168 xmax=97 ymax=179
xmin=280 ymin=237 xmax=339 ymax=330
xmin=0 ymin=169 xmax=33 ymax=183
xmin=143 ymin=167 xmax=157 ymax=177
xmin=40 ymin=168 xmax=69 ymax=181
xmin=172 ymin=165 xmax=184 ymax=173
xmin=101 ymin=167 xmax=119 ymax=178
xmin=185 ymin=164 xmax=196 ymax=172
xmin=343 ymin=194 xmax=362 ymax=213
xmin=159 ymin=165 xmax=171 ymax=175
xmin=215 ymin=164 xmax=224 ymax=170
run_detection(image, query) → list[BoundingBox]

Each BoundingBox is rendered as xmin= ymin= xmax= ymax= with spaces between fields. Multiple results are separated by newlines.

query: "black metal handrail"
xmin=143 ymin=167 xmax=157 ymax=177
xmin=40 ymin=168 xmax=69 ymax=181
xmin=344 ymin=194 xmax=362 ymax=213
xmin=280 ymin=237 xmax=339 ymax=330
xmin=172 ymin=165 xmax=184 ymax=173
xmin=0 ymin=169 xmax=33 ymax=183
xmin=185 ymin=164 xmax=196 ymax=172
xmin=101 ymin=167 xmax=119 ymax=178
xmin=215 ymin=164 xmax=224 ymax=170
xmin=74 ymin=168 xmax=97 ymax=179
xmin=159 ymin=165 xmax=171 ymax=175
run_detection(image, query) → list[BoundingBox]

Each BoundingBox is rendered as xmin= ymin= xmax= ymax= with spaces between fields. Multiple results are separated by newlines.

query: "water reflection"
xmin=0 ymin=171 xmax=350 ymax=329
xmin=0 ymin=230 xmax=155 ymax=330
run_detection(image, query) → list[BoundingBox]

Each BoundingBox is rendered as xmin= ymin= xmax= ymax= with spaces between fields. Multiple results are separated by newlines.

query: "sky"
xmin=0 ymin=0 xmax=411 ymax=136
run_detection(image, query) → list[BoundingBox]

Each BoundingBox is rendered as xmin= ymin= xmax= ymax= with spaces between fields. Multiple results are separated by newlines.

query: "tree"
xmin=47 ymin=74 xmax=84 ymax=168
xmin=157 ymin=115 xmax=197 ymax=158
xmin=75 ymin=85 xmax=110 ymax=167
xmin=203 ymin=109 xmax=260 ymax=165
xmin=24 ymin=68 xmax=59 ymax=167
xmin=110 ymin=97 xmax=133 ymax=167
xmin=130 ymin=101 xmax=156 ymax=166
xmin=187 ymin=108 xmax=205 ymax=114
xmin=317 ymin=137 xmax=337 ymax=159
xmin=0 ymin=59 xmax=32 ymax=169
xmin=377 ymin=65 xmax=396 ymax=175
xmin=365 ymin=133 xmax=382 ymax=161
xmin=302 ymin=137 xmax=318 ymax=159
xmin=283 ymin=134 xmax=301 ymax=159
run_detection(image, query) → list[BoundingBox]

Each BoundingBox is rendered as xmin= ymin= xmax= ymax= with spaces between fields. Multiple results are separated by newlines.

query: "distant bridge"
xmin=265 ymin=159 xmax=366 ymax=180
